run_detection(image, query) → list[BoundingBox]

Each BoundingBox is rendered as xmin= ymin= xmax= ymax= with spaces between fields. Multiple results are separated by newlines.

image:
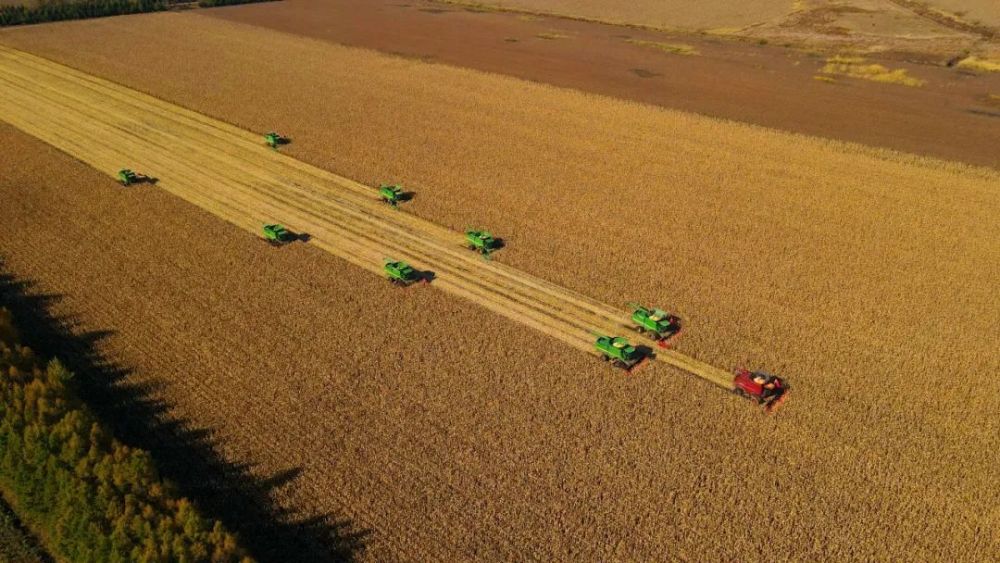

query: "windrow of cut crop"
xmin=0 ymin=0 xmax=169 ymax=27
xmin=0 ymin=308 xmax=254 ymax=562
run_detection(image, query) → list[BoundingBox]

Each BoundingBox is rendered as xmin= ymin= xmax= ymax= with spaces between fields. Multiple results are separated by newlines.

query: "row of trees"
xmin=0 ymin=0 xmax=167 ymax=26
xmin=0 ymin=0 xmax=278 ymax=27
xmin=0 ymin=308 xmax=253 ymax=562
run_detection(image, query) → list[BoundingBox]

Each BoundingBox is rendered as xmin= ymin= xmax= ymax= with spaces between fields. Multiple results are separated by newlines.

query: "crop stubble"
xmin=1 ymin=13 xmax=999 ymax=561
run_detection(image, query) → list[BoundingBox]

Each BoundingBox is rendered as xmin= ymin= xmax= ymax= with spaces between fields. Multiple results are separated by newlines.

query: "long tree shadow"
xmin=0 ymin=262 xmax=369 ymax=563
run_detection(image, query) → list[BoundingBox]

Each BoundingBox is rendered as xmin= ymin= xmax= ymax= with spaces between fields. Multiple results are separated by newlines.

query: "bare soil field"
xmin=202 ymin=0 xmax=1000 ymax=169
xmin=927 ymin=0 xmax=1000 ymax=27
xmin=1 ymin=11 xmax=999 ymax=562
xmin=441 ymin=0 xmax=998 ymax=56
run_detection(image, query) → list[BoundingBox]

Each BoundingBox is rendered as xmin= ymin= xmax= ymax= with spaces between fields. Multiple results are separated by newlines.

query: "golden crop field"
xmin=1 ymin=10 xmax=999 ymax=561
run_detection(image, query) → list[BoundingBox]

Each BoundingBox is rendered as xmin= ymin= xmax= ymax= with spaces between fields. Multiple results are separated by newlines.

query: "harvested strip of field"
xmin=0 ymin=44 xmax=733 ymax=390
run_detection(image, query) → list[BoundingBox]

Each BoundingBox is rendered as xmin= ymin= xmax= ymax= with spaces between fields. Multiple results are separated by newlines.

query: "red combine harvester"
xmin=732 ymin=369 xmax=788 ymax=414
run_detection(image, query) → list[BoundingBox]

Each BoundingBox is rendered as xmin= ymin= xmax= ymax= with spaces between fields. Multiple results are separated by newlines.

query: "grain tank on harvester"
xmin=593 ymin=334 xmax=647 ymax=373
xmin=464 ymin=229 xmax=501 ymax=259
xmin=628 ymin=303 xmax=682 ymax=347
xmin=383 ymin=259 xmax=424 ymax=286
xmin=732 ymin=368 xmax=788 ymax=414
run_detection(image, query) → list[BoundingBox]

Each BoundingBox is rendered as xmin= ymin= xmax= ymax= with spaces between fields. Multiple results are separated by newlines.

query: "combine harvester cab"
xmin=594 ymin=334 xmax=647 ymax=373
xmin=628 ymin=303 xmax=682 ymax=348
xmin=383 ymin=259 xmax=426 ymax=286
xmin=262 ymin=224 xmax=298 ymax=246
xmin=464 ymin=229 xmax=501 ymax=259
xmin=732 ymin=368 xmax=788 ymax=414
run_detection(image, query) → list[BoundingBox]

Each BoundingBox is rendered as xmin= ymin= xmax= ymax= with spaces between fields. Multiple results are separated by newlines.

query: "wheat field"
xmin=1 ymin=12 xmax=999 ymax=561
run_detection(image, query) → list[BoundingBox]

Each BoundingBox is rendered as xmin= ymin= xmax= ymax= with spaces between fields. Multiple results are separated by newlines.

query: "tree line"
xmin=0 ymin=308 xmax=254 ymax=562
xmin=0 ymin=0 xmax=277 ymax=27
xmin=0 ymin=0 xmax=167 ymax=26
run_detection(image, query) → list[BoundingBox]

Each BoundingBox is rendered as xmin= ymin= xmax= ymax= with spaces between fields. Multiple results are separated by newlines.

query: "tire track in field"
xmin=0 ymin=45 xmax=735 ymax=389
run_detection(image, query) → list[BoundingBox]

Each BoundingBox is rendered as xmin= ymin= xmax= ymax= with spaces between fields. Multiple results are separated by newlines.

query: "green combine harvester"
xmin=262 ymin=224 xmax=296 ymax=246
xmin=465 ymin=229 xmax=500 ymax=259
xmin=264 ymin=131 xmax=288 ymax=149
xmin=594 ymin=334 xmax=646 ymax=372
xmin=117 ymin=168 xmax=147 ymax=186
xmin=384 ymin=259 xmax=421 ymax=286
xmin=379 ymin=184 xmax=405 ymax=208
xmin=628 ymin=303 xmax=682 ymax=347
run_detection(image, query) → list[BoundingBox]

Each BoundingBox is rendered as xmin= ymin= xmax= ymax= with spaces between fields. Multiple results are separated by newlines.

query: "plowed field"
xmin=1 ymin=11 xmax=999 ymax=562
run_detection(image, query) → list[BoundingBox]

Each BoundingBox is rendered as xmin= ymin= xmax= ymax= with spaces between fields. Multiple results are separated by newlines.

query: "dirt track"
xmin=0 ymin=45 xmax=733 ymax=389
xmin=204 ymin=0 xmax=1000 ymax=169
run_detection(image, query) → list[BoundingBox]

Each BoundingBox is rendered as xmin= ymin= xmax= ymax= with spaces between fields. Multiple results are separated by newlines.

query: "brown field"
xmin=1 ymin=9 xmax=999 ymax=563
xmin=443 ymin=0 xmax=998 ymax=56
xmin=927 ymin=0 xmax=1000 ymax=27
xmin=202 ymin=0 xmax=1000 ymax=169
